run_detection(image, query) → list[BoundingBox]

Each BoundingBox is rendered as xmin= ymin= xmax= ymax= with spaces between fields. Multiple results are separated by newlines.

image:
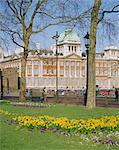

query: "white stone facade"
xmin=0 ymin=30 xmax=119 ymax=91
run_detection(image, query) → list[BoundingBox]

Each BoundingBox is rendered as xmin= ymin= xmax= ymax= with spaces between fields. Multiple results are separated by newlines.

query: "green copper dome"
xmin=58 ymin=29 xmax=80 ymax=43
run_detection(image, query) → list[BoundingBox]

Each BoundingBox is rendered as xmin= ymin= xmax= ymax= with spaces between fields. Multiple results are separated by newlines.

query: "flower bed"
xmin=0 ymin=109 xmax=119 ymax=146
xmin=12 ymin=104 xmax=48 ymax=108
xmin=12 ymin=115 xmax=119 ymax=134
xmin=11 ymin=102 xmax=51 ymax=108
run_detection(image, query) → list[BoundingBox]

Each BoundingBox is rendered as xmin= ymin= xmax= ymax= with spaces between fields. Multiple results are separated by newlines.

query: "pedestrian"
xmin=115 ymin=89 xmax=118 ymax=101
xmin=42 ymin=87 xmax=47 ymax=102
xmin=83 ymin=89 xmax=87 ymax=106
xmin=29 ymin=89 xmax=32 ymax=100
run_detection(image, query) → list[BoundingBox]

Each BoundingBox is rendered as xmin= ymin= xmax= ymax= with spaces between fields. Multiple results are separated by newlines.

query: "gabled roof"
xmin=64 ymin=53 xmax=82 ymax=60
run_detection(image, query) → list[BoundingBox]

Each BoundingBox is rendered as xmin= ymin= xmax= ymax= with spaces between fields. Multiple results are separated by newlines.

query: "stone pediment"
xmin=64 ymin=53 xmax=82 ymax=60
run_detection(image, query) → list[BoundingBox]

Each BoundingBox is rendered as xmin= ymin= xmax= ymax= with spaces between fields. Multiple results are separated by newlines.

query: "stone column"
xmin=74 ymin=61 xmax=76 ymax=77
xmin=32 ymin=60 xmax=34 ymax=87
xmin=79 ymin=62 xmax=81 ymax=78
xmin=64 ymin=61 xmax=66 ymax=77
xmin=40 ymin=60 xmax=43 ymax=77
xmin=108 ymin=78 xmax=111 ymax=89
xmin=69 ymin=61 xmax=71 ymax=77
xmin=19 ymin=61 xmax=21 ymax=77
xmin=58 ymin=59 xmax=60 ymax=77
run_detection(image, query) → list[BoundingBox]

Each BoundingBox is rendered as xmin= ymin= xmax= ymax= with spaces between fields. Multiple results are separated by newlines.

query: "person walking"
xmin=115 ymin=89 xmax=118 ymax=101
xmin=42 ymin=87 xmax=47 ymax=102
xmin=83 ymin=90 xmax=87 ymax=106
xmin=29 ymin=89 xmax=32 ymax=101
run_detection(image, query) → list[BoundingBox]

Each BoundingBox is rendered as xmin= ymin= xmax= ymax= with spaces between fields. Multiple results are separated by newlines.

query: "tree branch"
xmin=1 ymin=27 xmax=23 ymax=41
xmin=22 ymin=0 xmax=33 ymax=17
xmin=32 ymin=19 xmax=73 ymax=34
xmin=28 ymin=0 xmax=47 ymax=28
xmin=36 ymin=10 xmax=60 ymax=19
xmin=19 ymin=0 xmax=24 ymax=17
xmin=32 ymin=7 xmax=92 ymax=34
xmin=6 ymin=0 xmax=21 ymax=22
xmin=98 ymin=4 xmax=119 ymax=23
xmin=11 ymin=33 xmax=24 ymax=48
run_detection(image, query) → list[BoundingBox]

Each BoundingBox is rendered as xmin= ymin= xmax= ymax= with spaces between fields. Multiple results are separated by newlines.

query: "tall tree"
xmin=87 ymin=0 xmax=101 ymax=109
xmin=87 ymin=1 xmax=119 ymax=109
xmin=0 ymin=0 xmax=90 ymax=101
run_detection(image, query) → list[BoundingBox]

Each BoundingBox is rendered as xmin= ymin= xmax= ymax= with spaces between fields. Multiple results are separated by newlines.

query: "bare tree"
xmin=87 ymin=1 xmax=119 ymax=109
xmin=0 ymin=0 xmax=118 ymax=104
xmin=0 ymin=0 xmax=91 ymax=101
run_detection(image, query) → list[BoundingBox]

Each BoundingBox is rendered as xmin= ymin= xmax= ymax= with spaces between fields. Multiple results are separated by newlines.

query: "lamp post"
xmin=84 ymin=32 xmax=89 ymax=106
xmin=0 ymin=69 xmax=3 ymax=100
xmin=52 ymin=31 xmax=59 ymax=102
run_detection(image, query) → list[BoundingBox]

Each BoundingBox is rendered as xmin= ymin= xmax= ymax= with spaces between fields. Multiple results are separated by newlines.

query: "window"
xmin=49 ymin=60 xmax=52 ymax=65
xmin=71 ymin=61 xmax=75 ymax=66
xmin=76 ymin=66 xmax=80 ymax=76
xmin=46 ymin=69 xmax=48 ymax=74
xmin=60 ymin=61 xmax=64 ymax=66
xmin=76 ymin=62 xmax=80 ymax=66
xmin=52 ymin=68 xmax=54 ymax=74
xmin=111 ymin=71 xmax=117 ymax=76
xmin=81 ymin=66 xmax=85 ymax=77
xmin=96 ymin=68 xmax=99 ymax=75
xmin=69 ymin=46 xmax=70 ymax=52
xmin=49 ymin=69 xmax=52 ymax=74
xmin=65 ymin=61 xmax=69 ymax=66
xmin=100 ymin=63 xmax=103 ymax=67
xmin=65 ymin=66 xmax=69 ymax=76
xmin=27 ymin=78 xmax=32 ymax=86
xmin=99 ymin=68 xmax=103 ymax=75
xmin=75 ymin=46 xmax=76 ymax=52
xmin=34 ymin=61 xmax=38 ymax=65
xmin=104 ymin=63 xmax=107 ymax=67
xmin=43 ymin=68 xmax=47 ymax=74
xmin=71 ymin=66 xmax=74 ymax=77
xmin=34 ymin=65 xmax=39 ymax=76
xmin=53 ymin=61 xmax=56 ymax=65
xmin=103 ymin=68 xmax=108 ymax=75
xmin=34 ymin=78 xmax=39 ymax=86
xmin=60 ymin=68 xmax=64 ymax=75
xmin=72 ymin=46 xmax=73 ymax=52
xmin=27 ymin=65 xmax=32 ymax=76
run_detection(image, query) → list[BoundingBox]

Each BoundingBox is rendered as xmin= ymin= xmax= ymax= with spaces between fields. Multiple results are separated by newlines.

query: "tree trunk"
xmin=19 ymin=56 xmax=27 ymax=101
xmin=87 ymin=0 xmax=101 ymax=109
xmin=19 ymin=39 xmax=29 ymax=101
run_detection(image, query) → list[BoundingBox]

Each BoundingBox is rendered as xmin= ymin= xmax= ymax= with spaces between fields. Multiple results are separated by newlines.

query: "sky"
xmin=33 ymin=0 xmax=119 ymax=52
xmin=0 ymin=0 xmax=119 ymax=55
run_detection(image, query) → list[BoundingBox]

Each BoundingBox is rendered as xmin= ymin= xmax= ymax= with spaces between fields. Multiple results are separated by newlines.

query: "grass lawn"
xmin=0 ymin=101 xmax=119 ymax=150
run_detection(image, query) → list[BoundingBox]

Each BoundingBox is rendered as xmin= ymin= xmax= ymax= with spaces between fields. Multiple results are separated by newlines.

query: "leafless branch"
xmin=11 ymin=33 xmax=24 ymax=48
xmin=98 ymin=4 xmax=119 ymax=23
xmin=32 ymin=7 xmax=92 ymax=34
xmin=6 ymin=0 xmax=21 ymax=22
xmin=22 ymin=0 xmax=33 ymax=17
xmin=28 ymin=0 xmax=47 ymax=28
xmin=19 ymin=0 xmax=24 ymax=17
xmin=0 ymin=28 xmax=23 ymax=41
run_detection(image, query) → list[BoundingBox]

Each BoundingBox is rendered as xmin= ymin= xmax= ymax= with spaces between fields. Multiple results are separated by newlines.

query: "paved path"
xmin=2 ymin=96 xmax=119 ymax=108
xmin=46 ymin=97 xmax=119 ymax=108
